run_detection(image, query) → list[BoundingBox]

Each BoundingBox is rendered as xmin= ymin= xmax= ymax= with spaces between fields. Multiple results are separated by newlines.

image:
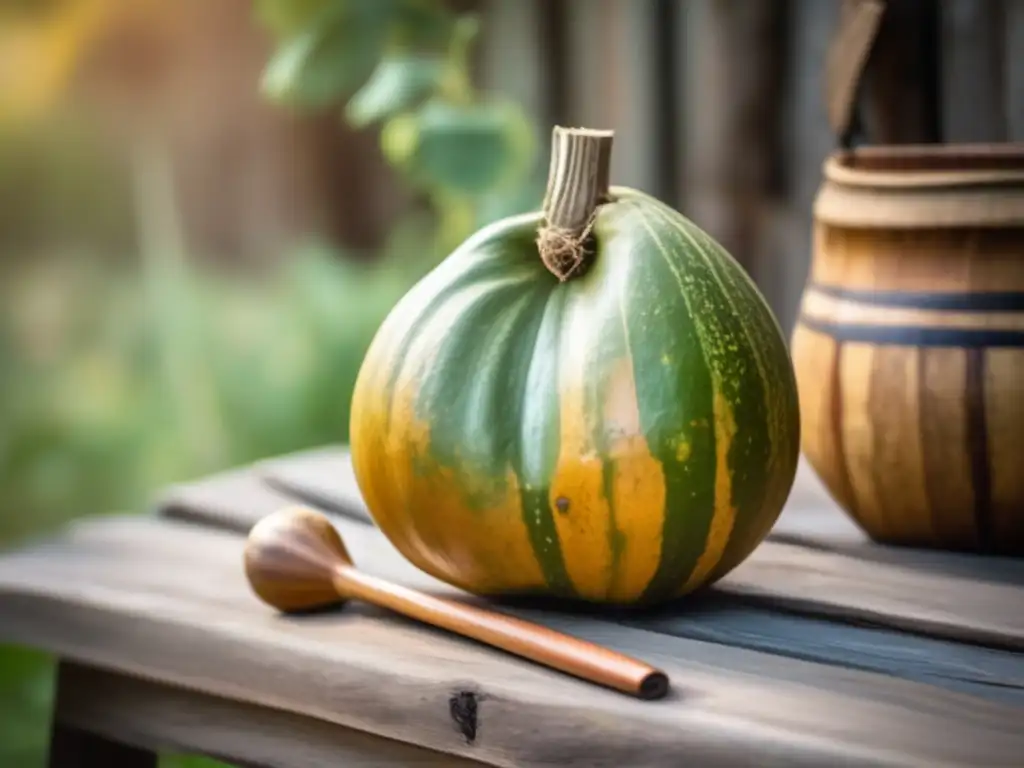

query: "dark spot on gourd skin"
xmin=449 ymin=690 xmax=478 ymax=743
xmin=555 ymin=497 xmax=570 ymax=515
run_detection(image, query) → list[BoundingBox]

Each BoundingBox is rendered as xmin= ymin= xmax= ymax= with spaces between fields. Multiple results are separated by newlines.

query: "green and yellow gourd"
xmin=350 ymin=127 xmax=800 ymax=606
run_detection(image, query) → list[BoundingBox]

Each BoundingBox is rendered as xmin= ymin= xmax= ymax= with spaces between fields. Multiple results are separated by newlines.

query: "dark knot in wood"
xmin=449 ymin=690 xmax=479 ymax=743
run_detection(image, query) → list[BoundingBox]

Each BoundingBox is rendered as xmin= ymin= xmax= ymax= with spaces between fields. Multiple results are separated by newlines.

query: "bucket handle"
xmin=825 ymin=0 xmax=887 ymax=149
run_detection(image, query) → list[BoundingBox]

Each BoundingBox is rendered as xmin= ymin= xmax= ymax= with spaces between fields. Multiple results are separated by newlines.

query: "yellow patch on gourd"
xmin=678 ymin=388 xmax=737 ymax=594
xmin=350 ymin=316 xmax=411 ymax=549
xmin=674 ymin=439 xmax=692 ymax=463
xmin=387 ymin=409 xmax=545 ymax=595
xmin=549 ymin=380 xmax=613 ymax=600
xmin=353 ymin=280 xmax=545 ymax=595
xmin=602 ymin=358 xmax=665 ymax=602
xmin=549 ymin=347 xmax=667 ymax=602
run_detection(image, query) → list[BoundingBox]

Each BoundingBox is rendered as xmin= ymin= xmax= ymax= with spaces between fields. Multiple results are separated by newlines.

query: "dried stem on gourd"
xmin=537 ymin=126 xmax=614 ymax=281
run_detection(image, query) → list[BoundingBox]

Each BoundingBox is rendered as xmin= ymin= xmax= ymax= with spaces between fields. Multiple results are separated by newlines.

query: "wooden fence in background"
xmin=479 ymin=0 xmax=1024 ymax=336
xmin=53 ymin=0 xmax=1024 ymax=336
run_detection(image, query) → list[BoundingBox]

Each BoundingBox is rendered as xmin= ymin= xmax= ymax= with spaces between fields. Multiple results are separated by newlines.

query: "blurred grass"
xmin=0 ymin=228 xmax=436 ymax=766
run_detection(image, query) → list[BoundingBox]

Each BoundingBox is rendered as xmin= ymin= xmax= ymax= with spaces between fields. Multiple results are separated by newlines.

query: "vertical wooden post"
xmin=683 ymin=0 xmax=787 ymax=272
xmin=775 ymin=0 xmax=845 ymax=337
xmin=1005 ymin=1 xmax=1024 ymax=141
xmin=652 ymin=0 xmax=681 ymax=205
xmin=479 ymin=0 xmax=547 ymax=137
xmin=536 ymin=0 xmax=570 ymax=131
xmin=561 ymin=0 xmax=661 ymax=195
xmin=940 ymin=0 xmax=1007 ymax=143
xmin=48 ymin=660 xmax=159 ymax=768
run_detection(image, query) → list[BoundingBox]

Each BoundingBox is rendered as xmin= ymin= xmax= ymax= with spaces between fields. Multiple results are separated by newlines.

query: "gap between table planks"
xmin=235 ymin=446 xmax=1024 ymax=650
xmin=1 ymin=508 xmax=1023 ymax=767
xmin=156 ymin=447 xmax=1024 ymax=685
xmin=159 ymin=453 xmax=1024 ymax=702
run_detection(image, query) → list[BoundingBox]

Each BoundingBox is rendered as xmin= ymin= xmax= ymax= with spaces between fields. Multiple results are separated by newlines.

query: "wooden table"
xmin=1 ymin=446 xmax=1022 ymax=767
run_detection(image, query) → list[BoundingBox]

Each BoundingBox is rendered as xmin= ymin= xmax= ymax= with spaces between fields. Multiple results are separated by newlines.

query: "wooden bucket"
xmin=792 ymin=2 xmax=1024 ymax=555
xmin=792 ymin=145 xmax=1024 ymax=555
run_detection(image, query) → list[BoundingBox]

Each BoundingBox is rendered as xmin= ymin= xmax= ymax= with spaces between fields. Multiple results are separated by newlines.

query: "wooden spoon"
xmin=243 ymin=506 xmax=670 ymax=700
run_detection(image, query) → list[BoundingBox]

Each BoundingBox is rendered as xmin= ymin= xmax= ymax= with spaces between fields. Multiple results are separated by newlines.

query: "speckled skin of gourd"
xmin=349 ymin=186 xmax=800 ymax=606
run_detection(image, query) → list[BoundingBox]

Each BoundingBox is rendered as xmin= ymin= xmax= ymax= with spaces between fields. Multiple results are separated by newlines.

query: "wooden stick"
xmin=243 ymin=506 xmax=670 ymax=700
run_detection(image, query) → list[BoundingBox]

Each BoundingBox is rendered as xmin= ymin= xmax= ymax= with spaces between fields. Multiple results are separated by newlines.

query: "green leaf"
xmin=346 ymin=56 xmax=443 ymax=128
xmin=388 ymin=0 xmax=456 ymax=52
xmin=0 ymin=646 xmax=54 ymax=768
xmin=260 ymin=1 xmax=397 ymax=110
xmin=382 ymin=99 xmax=536 ymax=196
xmin=252 ymin=0 xmax=334 ymax=37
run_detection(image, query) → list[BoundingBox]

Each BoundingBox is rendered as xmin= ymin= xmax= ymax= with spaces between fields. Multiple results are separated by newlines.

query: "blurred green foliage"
xmin=0 ymin=241 xmax=425 ymax=768
xmin=1 ymin=1 xmax=543 ymax=765
xmin=0 ymin=239 xmax=426 ymax=538
xmin=255 ymin=0 xmax=542 ymax=252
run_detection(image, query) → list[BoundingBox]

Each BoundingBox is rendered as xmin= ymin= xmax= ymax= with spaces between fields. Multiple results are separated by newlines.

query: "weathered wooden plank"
xmin=155 ymin=464 xmax=299 ymax=534
xmin=720 ymin=540 xmax=1024 ymax=650
xmin=256 ymin=446 xmax=374 ymax=526
xmin=627 ymin=596 xmax=1024 ymax=707
xmin=769 ymin=515 xmax=1024 ymax=588
xmin=248 ymin=447 xmax=1024 ymax=647
xmin=245 ymin=456 xmax=1024 ymax=708
xmin=54 ymin=662 xmax=483 ymax=768
xmin=88 ymin=467 xmax=1024 ymax=699
xmin=1 ymin=514 xmax=1022 ymax=767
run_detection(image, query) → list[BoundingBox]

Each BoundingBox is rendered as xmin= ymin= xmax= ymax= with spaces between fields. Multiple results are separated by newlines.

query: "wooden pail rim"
xmin=816 ymin=144 xmax=1024 ymax=229
xmin=824 ymin=144 xmax=1024 ymax=190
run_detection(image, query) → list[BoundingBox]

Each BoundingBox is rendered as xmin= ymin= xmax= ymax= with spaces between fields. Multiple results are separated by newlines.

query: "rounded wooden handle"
xmin=334 ymin=566 xmax=669 ymax=700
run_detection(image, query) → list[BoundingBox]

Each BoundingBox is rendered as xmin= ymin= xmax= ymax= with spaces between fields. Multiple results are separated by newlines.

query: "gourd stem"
xmin=537 ymin=126 xmax=614 ymax=281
